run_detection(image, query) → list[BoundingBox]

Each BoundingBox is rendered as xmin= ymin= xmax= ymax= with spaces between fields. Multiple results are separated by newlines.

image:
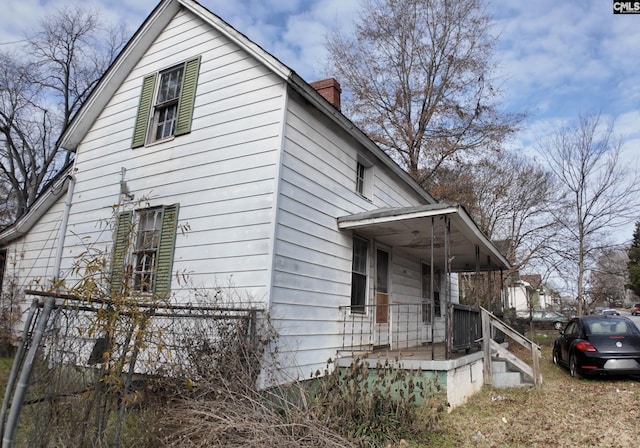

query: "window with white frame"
xmin=111 ymin=204 xmax=179 ymax=297
xmin=350 ymin=235 xmax=368 ymax=313
xmin=355 ymin=156 xmax=373 ymax=199
xmin=132 ymin=56 xmax=201 ymax=148
xmin=151 ymin=65 xmax=184 ymax=142
xmin=132 ymin=208 xmax=163 ymax=293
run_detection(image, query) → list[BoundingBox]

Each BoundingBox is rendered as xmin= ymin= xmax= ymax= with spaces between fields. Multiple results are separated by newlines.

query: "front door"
xmin=375 ymin=248 xmax=390 ymax=347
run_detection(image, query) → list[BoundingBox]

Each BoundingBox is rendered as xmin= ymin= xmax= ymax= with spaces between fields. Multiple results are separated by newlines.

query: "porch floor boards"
xmin=342 ymin=342 xmax=481 ymax=362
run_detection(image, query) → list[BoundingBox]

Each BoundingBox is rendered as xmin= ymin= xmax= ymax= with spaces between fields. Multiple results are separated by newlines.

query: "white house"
xmin=506 ymin=275 xmax=545 ymax=312
xmin=0 ymin=0 xmax=512 ymax=406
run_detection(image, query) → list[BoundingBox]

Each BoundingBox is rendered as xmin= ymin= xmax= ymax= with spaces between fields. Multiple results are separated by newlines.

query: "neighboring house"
xmin=0 ymin=0 xmax=512 ymax=407
xmin=506 ymin=274 xmax=544 ymax=312
xmin=507 ymin=280 xmax=536 ymax=312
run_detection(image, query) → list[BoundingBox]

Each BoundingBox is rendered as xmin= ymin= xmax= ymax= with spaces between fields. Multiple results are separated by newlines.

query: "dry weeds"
xmin=437 ymin=343 xmax=640 ymax=448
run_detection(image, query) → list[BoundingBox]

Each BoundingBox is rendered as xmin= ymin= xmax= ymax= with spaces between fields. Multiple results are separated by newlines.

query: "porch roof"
xmin=337 ymin=203 xmax=510 ymax=272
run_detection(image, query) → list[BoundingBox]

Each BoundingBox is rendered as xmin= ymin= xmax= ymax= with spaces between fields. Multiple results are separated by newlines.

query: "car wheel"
xmin=552 ymin=347 xmax=560 ymax=365
xmin=569 ymin=353 xmax=582 ymax=379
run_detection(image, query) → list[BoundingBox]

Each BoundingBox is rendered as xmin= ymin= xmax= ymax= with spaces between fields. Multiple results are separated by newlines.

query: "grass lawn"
xmin=0 ymin=357 xmax=12 ymax=393
xmin=432 ymin=342 xmax=640 ymax=448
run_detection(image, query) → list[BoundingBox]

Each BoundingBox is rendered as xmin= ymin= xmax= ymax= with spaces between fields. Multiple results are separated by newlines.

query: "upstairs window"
xmin=356 ymin=162 xmax=366 ymax=195
xmin=152 ymin=65 xmax=183 ymax=142
xmin=132 ymin=56 xmax=201 ymax=148
xmin=355 ymin=156 xmax=373 ymax=199
xmin=110 ymin=204 xmax=180 ymax=298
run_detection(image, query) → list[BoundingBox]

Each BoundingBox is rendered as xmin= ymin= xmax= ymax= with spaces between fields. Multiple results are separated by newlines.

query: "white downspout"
xmin=53 ymin=173 xmax=76 ymax=281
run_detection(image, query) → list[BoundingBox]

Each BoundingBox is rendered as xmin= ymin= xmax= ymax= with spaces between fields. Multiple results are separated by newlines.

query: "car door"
xmin=560 ymin=320 xmax=580 ymax=363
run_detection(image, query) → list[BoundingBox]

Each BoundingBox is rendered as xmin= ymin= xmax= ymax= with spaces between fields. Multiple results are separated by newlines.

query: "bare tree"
xmin=0 ymin=6 xmax=127 ymax=224
xmin=589 ymin=248 xmax=629 ymax=309
xmin=430 ymin=152 xmax=565 ymax=276
xmin=435 ymin=152 xmax=567 ymax=311
xmin=325 ymin=0 xmax=524 ymax=186
xmin=537 ymin=113 xmax=640 ymax=315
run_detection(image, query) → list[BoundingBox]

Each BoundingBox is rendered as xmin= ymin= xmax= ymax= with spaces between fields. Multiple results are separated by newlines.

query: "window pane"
xmin=376 ymin=249 xmax=388 ymax=293
xmin=154 ymin=104 xmax=178 ymax=141
xmin=421 ymin=263 xmax=430 ymax=299
xmin=356 ymin=162 xmax=365 ymax=194
xmin=352 ymin=236 xmax=368 ymax=274
xmin=157 ymin=66 xmax=183 ymax=104
xmin=133 ymin=209 xmax=163 ymax=293
xmin=351 ymin=236 xmax=368 ymax=313
xmin=351 ymin=272 xmax=366 ymax=313
xmin=0 ymin=249 xmax=6 ymax=292
xmin=434 ymin=291 xmax=441 ymax=317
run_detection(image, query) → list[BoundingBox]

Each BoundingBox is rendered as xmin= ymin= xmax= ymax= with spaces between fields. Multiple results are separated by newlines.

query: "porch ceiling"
xmin=337 ymin=203 xmax=510 ymax=272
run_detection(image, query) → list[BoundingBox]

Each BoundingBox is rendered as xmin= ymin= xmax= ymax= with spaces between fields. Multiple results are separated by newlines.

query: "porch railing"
xmin=339 ymin=303 xmax=424 ymax=353
xmin=339 ymin=302 xmax=483 ymax=358
xmin=450 ymin=303 xmax=481 ymax=352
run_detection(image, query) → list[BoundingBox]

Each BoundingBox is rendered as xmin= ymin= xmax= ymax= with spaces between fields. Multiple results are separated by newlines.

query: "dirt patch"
xmin=438 ymin=345 xmax=640 ymax=447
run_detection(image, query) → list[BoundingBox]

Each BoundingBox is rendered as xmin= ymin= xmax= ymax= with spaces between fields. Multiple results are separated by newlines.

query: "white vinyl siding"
xmin=59 ymin=9 xmax=285 ymax=305
xmin=268 ymin=90 xmax=430 ymax=380
xmin=0 ymin=193 xmax=67 ymax=336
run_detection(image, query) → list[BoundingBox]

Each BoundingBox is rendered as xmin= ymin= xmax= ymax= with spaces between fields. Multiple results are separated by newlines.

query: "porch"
xmin=335 ymin=204 xmax=538 ymax=408
xmin=336 ymin=303 xmax=541 ymax=409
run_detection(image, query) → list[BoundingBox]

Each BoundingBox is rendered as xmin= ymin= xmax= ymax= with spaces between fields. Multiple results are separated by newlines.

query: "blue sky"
xmin=1 ymin=0 xmax=638 ymax=242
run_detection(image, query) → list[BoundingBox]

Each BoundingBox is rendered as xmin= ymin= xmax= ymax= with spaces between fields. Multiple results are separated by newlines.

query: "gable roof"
xmin=57 ymin=0 xmax=434 ymax=204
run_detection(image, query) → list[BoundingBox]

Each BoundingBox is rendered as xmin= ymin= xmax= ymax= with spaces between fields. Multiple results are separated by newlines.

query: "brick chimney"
xmin=310 ymin=78 xmax=342 ymax=111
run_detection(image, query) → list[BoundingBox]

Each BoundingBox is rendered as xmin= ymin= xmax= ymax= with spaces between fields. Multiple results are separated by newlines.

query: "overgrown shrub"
xmin=308 ymin=357 xmax=446 ymax=446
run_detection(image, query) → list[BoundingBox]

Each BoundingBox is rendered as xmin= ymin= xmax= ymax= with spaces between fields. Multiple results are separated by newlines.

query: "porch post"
xmin=475 ymin=245 xmax=480 ymax=309
xmin=487 ymin=256 xmax=492 ymax=312
xmin=500 ymin=269 xmax=505 ymax=310
xmin=430 ymin=216 xmax=435 ymax=361
xmin=444 ymin=215 xmax=451 ymax=360
xmin=482 ymin=309 xmax=492 ymax=384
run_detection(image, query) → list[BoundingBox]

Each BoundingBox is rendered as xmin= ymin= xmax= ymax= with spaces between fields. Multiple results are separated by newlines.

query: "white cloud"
xmin=2 ymin=0 xmax=637 ymax=155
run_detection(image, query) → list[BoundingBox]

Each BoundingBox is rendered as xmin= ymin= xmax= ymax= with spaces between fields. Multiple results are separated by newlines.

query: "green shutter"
xmin=111 ymin=211 xmax=133 ymax=298
xmin=132 ymin=73 xmax=157 ymax=148
xmin=154 ymin=204 xmax=180 ymax=298
xmin=175 ymin=56 xmax=201 ymax=136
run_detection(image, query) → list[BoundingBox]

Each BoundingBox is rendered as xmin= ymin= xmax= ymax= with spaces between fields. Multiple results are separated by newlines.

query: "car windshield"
xmin=586 ymin=319 xmax=638 ymax=335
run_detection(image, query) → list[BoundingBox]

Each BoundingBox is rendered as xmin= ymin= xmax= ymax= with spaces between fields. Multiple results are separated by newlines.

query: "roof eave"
xmin=287 ymin=73 xmax=436 ymax=204
xmin=338 ymin=204 xmax=511 ymax=271
xmin=0 ymin=173 xmax=71 ymax=246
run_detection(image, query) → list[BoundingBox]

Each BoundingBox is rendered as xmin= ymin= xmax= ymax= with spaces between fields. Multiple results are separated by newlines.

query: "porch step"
xmin=491 ymin=359 xmax=534 ymax=388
